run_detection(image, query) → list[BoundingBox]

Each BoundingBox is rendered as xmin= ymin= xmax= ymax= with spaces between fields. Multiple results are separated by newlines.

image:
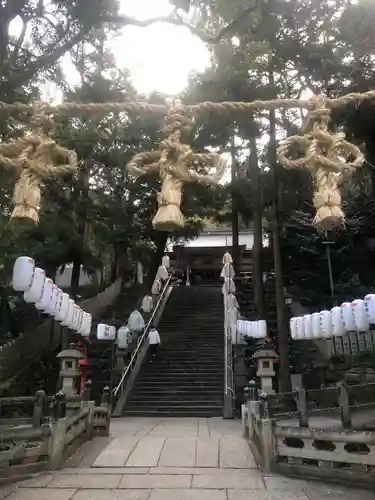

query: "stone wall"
xmin=0 ymin=278 xmax=122 ymax=383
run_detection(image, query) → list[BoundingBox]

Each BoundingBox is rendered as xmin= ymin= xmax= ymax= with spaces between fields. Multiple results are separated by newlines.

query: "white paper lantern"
xmin=352 ymin=299 xmax=369 ymax=332
xmin=303 ymin=315 xmax=313 ymax=339
xmin=296 ymin=317 xmax=304 ymax=339
xmin=227 ymin=294 xmax=239 ymax=309
xmin=151 ymin=279 xmax=161 ymax=295
xmin=223 ymin=252 xmax=233 ymax=264
xmin=54 ymin=292 xmax=68 ymax=321
xmin=237 ymin=320 xmax=253 ymax=338
xmin=220 ymin=263 xmax=235 ymax=279
xmin=45 ymin=285 xmax=59 ymax=315
xmin=341 ymin=302 xmax=355 ymax=332
xmin=70 ymin=305 xmax=80 ymax=331
xmin=320 ymin=310 xmax=333 ymax=338
xmin=257 ymin=320 xmax=267 ymax=339
xmin=141 ymin=295 xmax=153 ymax=313
xmin=222 ymin=278 xmax=236 ymax=294
xmin=77 ymin=309 xmax=84 ymax=332
xmin=117 ymin=325 xmax=129 ymax=349
xmin=81 ymin=313 xmax=92 ymax=337
xmin=290 ymin=317 xmax=297 ymax=339
xmin=35 ymin=278 xmax=54 ymax=311
xmin=226 ymin=306 xmax=239 ymax=330
xmin=97 ymin=323 xmax=116 ymax=340
xmin=331 ymin=306 xmax=345 ymax=336
xmin=162 ymin=255 xmax=170 ymax=268
xmin=365 ymin=294 xmax=375 ymax=323
xmin=311 ymin=312 xmax=322 ymax=339
xmin=23 ymin=268 xmax=45 ymax=303
xmin=12 ymin=256 xmax=35 ymax=292
xmin=156 ymin=265 xmax=168 ymax=280
xmin=61 ymin=299 xmax=75 ymax=326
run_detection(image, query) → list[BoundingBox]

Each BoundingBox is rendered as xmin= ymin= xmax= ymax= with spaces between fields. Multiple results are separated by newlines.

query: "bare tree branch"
xmin=105 ymin=2 xmax=259 ymax=43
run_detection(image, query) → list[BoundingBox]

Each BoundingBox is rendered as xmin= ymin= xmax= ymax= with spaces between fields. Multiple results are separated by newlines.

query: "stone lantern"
xmin=57 ymin=343 xmax=84 ymax=396
xmin=253 ymin=344 xmax=278 ymax=395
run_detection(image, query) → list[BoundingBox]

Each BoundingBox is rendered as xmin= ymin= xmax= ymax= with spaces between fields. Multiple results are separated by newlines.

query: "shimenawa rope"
xmin=0 ymin=89 xmax=373 ymax=230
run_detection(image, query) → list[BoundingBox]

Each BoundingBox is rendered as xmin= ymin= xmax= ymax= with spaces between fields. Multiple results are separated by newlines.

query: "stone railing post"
xmin=101 ymin=386 xmax=111 ymax=408
xmin=244 ymin=384 xmax=250 ymax=403
xmin=258 ymin=391 xmax=275 ymax=473
xmin=49 ymin=417 xmax=67 ymax=470
xmin=297 ymin=388 xmax=308 ymax=427
xmin=249 ymin=379 xmax=257 ymax=401
xmin=32 ymin=389 xmax=46 ymax=428
xmin=259 ymin=390 xmax=270 ymax=419
xmin=338 ymin=381 xmax=351 ymax=428
xmin=53 ymin=391 xmax=67 ymax=420
xmin=83 ymin=380 xmax=92 ymax=402
xmin=84 ymin=400 xmax=95 ymax=439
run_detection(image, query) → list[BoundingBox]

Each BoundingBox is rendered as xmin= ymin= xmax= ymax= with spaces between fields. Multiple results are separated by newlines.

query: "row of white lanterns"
xmin=96 ymin=255 xmax=171 ymax=342
xmin=12 ymin=256 xmax=92 ymax=337
xmin=237 ymin=319 xmax=267 ymax=339
xmin=290 ymin=295 xmax=375 ymax=340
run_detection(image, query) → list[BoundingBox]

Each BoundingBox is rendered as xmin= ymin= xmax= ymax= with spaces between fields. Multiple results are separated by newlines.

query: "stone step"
xmin=122 ymin=406 xmax=223 ymax=417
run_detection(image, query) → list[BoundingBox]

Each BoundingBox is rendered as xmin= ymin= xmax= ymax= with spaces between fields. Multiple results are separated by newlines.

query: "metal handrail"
xmin=223 ymin=293 xmax=235 ymax=401
xmin=113 ymin=274 xmax=173 ymax=398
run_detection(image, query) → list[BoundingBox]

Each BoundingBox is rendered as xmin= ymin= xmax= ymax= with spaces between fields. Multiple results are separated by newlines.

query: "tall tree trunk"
xmin=70 ymin=161 xmax=90 ymax=298
xmin=268 ymin=68 xmax=291 ymax=393
xmin=231 ymin=135 xmax=240 ymax=272
xmin=248 ymin=116 xmax=265 ymax=318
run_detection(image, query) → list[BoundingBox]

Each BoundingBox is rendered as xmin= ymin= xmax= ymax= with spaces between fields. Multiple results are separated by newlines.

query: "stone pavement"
xmin=1 ymin=417 xmax=374 ymax=500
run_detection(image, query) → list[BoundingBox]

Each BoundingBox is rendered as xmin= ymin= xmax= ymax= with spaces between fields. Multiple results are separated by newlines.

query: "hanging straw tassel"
xmin=0 ymin=103 xmax=77 ymax=225
xmin=153 ymin=172 xmax=184 ymax=231
xmin=277 ymin=94 xmax=363 ymax=231
xmin=127 ymin=99 xmax=226 ymax=232
xmin=11 ymin=173 xmax=41 ymax=225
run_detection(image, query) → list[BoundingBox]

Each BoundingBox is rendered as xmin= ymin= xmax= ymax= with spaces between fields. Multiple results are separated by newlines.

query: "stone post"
xmin=83 ymin=379 xmax=92 ymax=402
xmin=101 ymin=386 xmax=112 ymax=408
xmin=258 ymin=391 xmax=275 ymax=472
xmin=32 ymin=389 xmax=46 ymax=428
xmin=249 ymin=379 xmax=257 ymax=401
xmin=49 ymin=417 xmax=67 ymax=470
xmin=338 ymin=381 xmax=351 ymax=428
xmin=297 ymin=388 xmax=308 ymax=427
xmin=54 ymin=391 xmax=67 ymax=420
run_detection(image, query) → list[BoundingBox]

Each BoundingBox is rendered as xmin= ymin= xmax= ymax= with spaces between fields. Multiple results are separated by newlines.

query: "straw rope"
xmin=127 ymin=99 xmax=226 ymax=231
xmin=0 ymin=88 xmax=375 ymax=116
xmin=0 ymin=88 xmax=374 ymax=230
xmin=0 ymin=103 xmax=77 ymax=225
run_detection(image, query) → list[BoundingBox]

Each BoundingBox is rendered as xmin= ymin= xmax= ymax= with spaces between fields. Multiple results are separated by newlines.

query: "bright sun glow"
xmin=9 ymin=0 xmax=210 ymax=97
xmin=116 ymin=0 xmax=210 ymax=95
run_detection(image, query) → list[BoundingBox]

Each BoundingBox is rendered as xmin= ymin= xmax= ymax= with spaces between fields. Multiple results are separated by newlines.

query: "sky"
xmin=9 ymin=0 xmax=210 ymax=97
xmin=114 ymin=0 xmax=211 ymax=95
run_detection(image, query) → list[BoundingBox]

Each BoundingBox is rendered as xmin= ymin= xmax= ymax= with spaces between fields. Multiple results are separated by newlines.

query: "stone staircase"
xmin=122 ymin=285 xmax=224 ymax=417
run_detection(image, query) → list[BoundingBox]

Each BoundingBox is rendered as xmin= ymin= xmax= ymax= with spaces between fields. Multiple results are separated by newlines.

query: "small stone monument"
xmin=57 ymin=343 xmax=84 ymax=396
xmin=253 ymin=343 xmax=278 ymax=395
